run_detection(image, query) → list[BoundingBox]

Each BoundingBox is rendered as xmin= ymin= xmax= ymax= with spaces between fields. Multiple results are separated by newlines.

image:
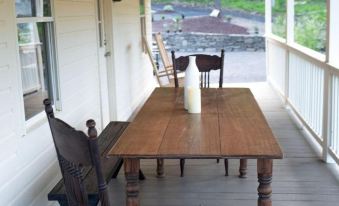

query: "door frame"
xmin=97 ymin=0 xmax=118 ymax=122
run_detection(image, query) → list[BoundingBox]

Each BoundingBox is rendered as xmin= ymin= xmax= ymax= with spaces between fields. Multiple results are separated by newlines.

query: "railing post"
xmin=265 ymin=0 xmax=272 ymax=82
xmin=286 ymin=0 xmax=294 ymax=44
xmin=322 ymin=69 xmax=334 ymax=163
xmin=327 ymin=0 xmax=339 ymax=66
xmin=265 ymin=0 xmax=272 ymax=35
xmin=322 ymin=0 xmax=336 ymax=163
xmin=284 ymin=0 xmax=294 ymax=103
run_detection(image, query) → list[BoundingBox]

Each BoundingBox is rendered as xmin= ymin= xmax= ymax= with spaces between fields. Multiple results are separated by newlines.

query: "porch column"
xmin=327 ymin=0 xmax=339 ymax=66
xmin=322 ymin=0 xmax=339 ymax=163
xmin=265 ymin=0 xmax=272 ymax=35
xmin=286 ymin=0 xmax=294 ymax=44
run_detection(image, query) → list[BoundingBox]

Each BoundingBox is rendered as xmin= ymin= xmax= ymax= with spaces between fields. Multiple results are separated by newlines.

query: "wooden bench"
xmin=47 ymin=121 xmax=140 ymax=206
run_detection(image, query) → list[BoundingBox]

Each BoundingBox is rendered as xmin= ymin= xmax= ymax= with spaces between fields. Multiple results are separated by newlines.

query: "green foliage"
xmin=272 ymin=14 xmax=286 ymax=38
xmin=221 ymin=0 xmax=265 ymax=14
xmin=295 ymin=15 xmax=326 ymax=52
xmin=163 ymin=4 xmax=174 ymax=11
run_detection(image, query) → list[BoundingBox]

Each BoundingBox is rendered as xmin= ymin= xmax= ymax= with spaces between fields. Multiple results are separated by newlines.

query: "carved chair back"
xmin=171 ymin=50 xmax=225 ymax=88
xmin=44 ymin=99 xmax=110 ymax=206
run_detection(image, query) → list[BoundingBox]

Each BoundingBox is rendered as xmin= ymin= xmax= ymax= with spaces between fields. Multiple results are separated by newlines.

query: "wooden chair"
xmin=44 ymin=100 xmax=145 ymax=206
xmin=154 ymin=33 xmax=181 ymax=80
xmin=171 ymin=50 xmax=234 ymax=177
xmin=44 ymin=102 xmax=110 ymax=205
xmin=143 ymin=36 xmax=170 ymax=86
xmin=171 ymin=50 xmax=225 ymax=89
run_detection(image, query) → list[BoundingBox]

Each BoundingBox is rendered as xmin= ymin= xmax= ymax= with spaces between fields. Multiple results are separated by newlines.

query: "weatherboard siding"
xmin=111 ymin=0 xmax=155 ymax=121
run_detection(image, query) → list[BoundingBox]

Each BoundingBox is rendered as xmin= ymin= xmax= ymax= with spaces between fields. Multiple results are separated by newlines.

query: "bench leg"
xmin=224 ymin=159 xmax=229 ymax=176
xmin=180 ymin=159 xmax=185 ymax=177
xmin=156 ymin=158 xmax=164 ymax=178
xmin=124 ymin=158 xmax=140 ymax=206
xmin=112 ymin=159 xmax=124 ymax=178
xmin=139 ymin=169 xmax=146 ymax=180
xmin=57 ymin=200 xmax=69 ymax=206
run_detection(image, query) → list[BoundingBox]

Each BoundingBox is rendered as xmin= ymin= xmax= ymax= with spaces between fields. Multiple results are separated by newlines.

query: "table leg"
xmin=257 ymin=159 xmax=273 ymax=206
xmin=239 ymin=159 xmax=248 ymax=178
xmin=124 ymin=158 xmax=140 ymax=206
xmin=156 ymin=158 xmax=164 ymax=178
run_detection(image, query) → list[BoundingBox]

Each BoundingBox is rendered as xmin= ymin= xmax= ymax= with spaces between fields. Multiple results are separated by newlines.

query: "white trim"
xmin=265 ymin=0 xmax=272 ymax=35
xmin=286 ymin=0 xmax=294 ymax=43
xmin=16 ymin=17 xmax=54 ymax=23
xmin=9 ymin=0 xmax=27 ymax=136
xmin=103 ymin=0 xmax=118 ymax=121
xmin=267 ymin=36 xmax=328 ymax=68
xmin=327 ymin=0 xmax=339 ymax=67
xmin=329 ymin=149 xmax=339 ymax=165
xmin=49 ymin=0 xmax=61 ymax=111
xmin=322 ymin=68 xmax=332 ymax=162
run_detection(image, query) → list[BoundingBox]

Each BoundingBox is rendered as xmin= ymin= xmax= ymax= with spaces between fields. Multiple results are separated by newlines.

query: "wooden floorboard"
xmin=107 ymin=83 xmax=339 ymax=206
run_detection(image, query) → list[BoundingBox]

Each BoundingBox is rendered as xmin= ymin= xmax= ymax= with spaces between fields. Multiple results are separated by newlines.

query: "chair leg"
xmin=139 ymin=169 xmax=146 ymax=180
xmin=216 ymin=158 xmax=220 ymax=163
xmin=112 ymin=158 xmax=124 ymax=178
xmin=224 ymin=159 xmax=229 ymax=176
xmin=180 ymin=159 xmax=185 ymax=177
xmin=239 ymin=159 xmax=248 ymax=178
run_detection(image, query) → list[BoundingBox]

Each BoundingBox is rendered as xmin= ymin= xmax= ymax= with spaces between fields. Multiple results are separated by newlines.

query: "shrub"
xmin=163 ymin=4 xmax=174 ymax=12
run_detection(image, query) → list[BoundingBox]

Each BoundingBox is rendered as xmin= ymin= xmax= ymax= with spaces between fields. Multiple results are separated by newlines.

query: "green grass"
xmin=153 ymin=0 xmax=326 ymax=15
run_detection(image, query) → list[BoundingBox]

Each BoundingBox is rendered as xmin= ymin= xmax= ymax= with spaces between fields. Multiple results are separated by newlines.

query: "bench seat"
xmin=48 ymin=121 xmax=129 ymax=206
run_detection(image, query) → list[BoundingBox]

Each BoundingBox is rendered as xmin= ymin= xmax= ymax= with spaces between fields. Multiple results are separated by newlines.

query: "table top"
xmin=108 ymin=88 xmax=283 ymax=159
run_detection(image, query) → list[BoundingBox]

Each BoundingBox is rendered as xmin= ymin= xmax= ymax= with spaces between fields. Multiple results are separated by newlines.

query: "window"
xmin=271 ymin=0 xmax=287 ymax=38
xmin=294 ymin=0 xmax=326 ymax=53
xmin=16 ymin=0 xmax=59 ymax=120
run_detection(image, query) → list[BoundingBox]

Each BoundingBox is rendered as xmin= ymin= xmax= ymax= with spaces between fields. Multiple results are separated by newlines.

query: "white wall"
xmin=111 ymin=0 xmax=155 ymax=121
xmin=0 ymin=0 xmax=102 ymax=205
xmin=0 ymin=0 xmax=155 ymax=205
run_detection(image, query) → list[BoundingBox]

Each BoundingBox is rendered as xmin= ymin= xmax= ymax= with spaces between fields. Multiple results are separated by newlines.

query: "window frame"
xmin=140 ymin=0 xmax=147 ymax=53
xmin=15 ymin=0 xmax=61 ymax=130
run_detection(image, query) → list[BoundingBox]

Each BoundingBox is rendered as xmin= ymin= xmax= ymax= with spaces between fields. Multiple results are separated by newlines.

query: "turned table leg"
xmin=156 ymin=158 xmax=164 ymax=177
xmin=257 ymin=159 xmax=273 ymax=206
xmin=124 ymin=158 xmax=140 ymax=206
xmin=239 ymin=159 xmax=248 ymax=178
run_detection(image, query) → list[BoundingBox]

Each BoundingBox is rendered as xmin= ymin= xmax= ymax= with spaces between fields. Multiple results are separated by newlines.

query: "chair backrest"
xmin=154 ymin=33 xmax=173 ymax=69
xmin=171 ymin=50 xmax=225 ymax=88
xmin=44 ymin=99 xmax=110 ymax=206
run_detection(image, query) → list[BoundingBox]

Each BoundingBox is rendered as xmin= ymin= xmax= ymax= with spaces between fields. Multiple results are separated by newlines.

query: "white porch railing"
xmin=330 ymin=75 xmax=339 ymax=158
xmin=267 ymin=36 xmax=339 ymax=165
xmin=288 ymin=52 xmax=324 ymax=139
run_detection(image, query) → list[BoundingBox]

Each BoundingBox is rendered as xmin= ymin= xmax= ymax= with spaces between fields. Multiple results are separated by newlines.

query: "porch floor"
xmin=107 ymin=82 xmax=339 ymax=206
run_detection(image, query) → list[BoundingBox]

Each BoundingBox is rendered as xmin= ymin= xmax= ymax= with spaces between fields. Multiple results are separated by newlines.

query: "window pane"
xmin=16 ymin=0 xmax=51 ymax=17
xmin=140 ymin=0 xmax=145 ymax=15
xmin=272 ymin=0 xmax=287 ymax=38
xmin=295 ymin=0 xmax=326 ymax=53
xmin=16 ymin=0 xmax=34 ymax=17
xmin=18 ymin=23 xmax=55 ymax=120
xmin=43 ymin=0 xmax=52 ymax=17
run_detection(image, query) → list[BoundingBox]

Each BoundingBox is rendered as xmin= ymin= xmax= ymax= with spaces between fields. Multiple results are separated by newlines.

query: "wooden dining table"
xmin=108 ymin=87 xmax=283 ymax=206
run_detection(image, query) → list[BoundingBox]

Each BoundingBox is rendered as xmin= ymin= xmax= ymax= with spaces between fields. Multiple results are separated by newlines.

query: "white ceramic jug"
xmin=184 ymin=56 xmax=200 ymax=110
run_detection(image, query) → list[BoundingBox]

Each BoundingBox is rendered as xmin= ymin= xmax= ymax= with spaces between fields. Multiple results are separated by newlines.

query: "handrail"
xmin=267 ymin=35 xmax=339 ymax=164
xmin=267 ymin=35 xmax=339 ymax=74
